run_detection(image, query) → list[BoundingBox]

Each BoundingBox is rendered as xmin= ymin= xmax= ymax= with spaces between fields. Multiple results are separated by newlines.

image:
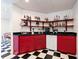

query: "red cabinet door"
xmin=57 ymin=36 xmax=69 ymax=53
xmin=28 ymin=36 xmax=35 ymax=51
xmin=19 ymin=36 xmax=29 ymax=54
xmin=34 ymin=35 xmax=41 ymax=50
xmin=40 ymin=35 xmax=46 ymax=49
xmin=13 ymin=35 xmax=19 ymax=55
xmin=67 ymin=36 xmax=76 ymax=55
xmin=19 ymin=36 xmax=35 ymax=54
xmin=34 ymin=35 xmax=46 ymax=50
xmin=57 ymin=35 xmax=76 ymax=55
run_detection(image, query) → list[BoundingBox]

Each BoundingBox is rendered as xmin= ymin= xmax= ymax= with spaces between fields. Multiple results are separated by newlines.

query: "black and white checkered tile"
xmin=11 ymin=49 xmax=76 ymax=59
xmin=1 ymin=38 xmax=11 ymax=59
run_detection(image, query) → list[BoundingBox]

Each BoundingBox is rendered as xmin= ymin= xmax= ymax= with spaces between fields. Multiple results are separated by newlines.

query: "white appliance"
xmin=46 ymin=35 xmax=57 ymax=50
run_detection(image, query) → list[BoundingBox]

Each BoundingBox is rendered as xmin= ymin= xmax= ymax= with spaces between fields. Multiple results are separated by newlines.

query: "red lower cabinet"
xmin=19 ymin=36 xmax=34 ymax=54
xmin=40 ymin=35 xmax=46 ymax=49
xmin=34 ymin=35 xmax=41 ymax=50
xmin=19 ymin=36 xmax=28 ymax=54
xmin=57 ymin=35 xmax=76 ymax=55
xmin=13 ymin=35 xmax=46 ymax=55
xmin=28 ymin=36 xmax=35 ymax=51
xmin=67 ymin=36 xmax=76 ymax=54
xmin=13 ymin=35 xmax=19 ymax=55
xmin=34 ymin=35 xmax=46 ymax=50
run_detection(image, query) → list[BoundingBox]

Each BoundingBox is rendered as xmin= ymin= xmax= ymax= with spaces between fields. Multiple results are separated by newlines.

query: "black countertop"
xmin=13 ymin=32 xmax=46 ymax=36
xmin=57 ymin=32 xmax=76 ymax=36
xmin=13 ymin=32 xmax=77 ymax=36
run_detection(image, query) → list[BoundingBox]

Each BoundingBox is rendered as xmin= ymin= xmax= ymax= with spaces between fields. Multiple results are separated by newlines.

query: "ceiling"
xmin=13 ymin=0 xmax=77 ymax=13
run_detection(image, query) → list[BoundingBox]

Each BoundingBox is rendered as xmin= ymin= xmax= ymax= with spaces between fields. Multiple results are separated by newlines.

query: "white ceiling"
xmin=13 ymin=0 xmax=77 ymax=13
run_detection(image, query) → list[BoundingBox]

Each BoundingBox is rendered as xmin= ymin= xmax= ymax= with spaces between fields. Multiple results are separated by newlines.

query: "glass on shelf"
xmin=55 ymin=22 xmax=58 ymax=27
xmin=64 ymin=15 xmax=69 ymax=20
xmin=58 ymin=22 xmax=61 ymax=27
xmin=62 ymin=22 xmax=66 ymax=27
xmin=54 ymin=15 xmax=60 ymax=21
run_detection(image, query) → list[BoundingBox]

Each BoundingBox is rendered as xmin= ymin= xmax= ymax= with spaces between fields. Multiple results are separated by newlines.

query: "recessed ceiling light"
xmin=25 ymin=0 xmax=29 ymax=3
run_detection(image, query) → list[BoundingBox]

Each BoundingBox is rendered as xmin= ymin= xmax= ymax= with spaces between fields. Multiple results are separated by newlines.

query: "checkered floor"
xmin=1 ymin=38 xmax=11 ymax=59
xmin=11 ymin=49 xmax=76 ymax=59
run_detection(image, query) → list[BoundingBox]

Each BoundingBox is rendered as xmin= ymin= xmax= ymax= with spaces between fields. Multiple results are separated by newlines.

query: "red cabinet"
xmin=34 ymin=35 xmax=41 ymax=50
xmin=19 ymin=36 xmax=35 ymax=54
xmin=57 ymin=35 xmax=76 ymax=55
xmin=34 ymin=35 xmax=46 ymax=50
xmin=13 ymin=35 xmax=19 ymax=55
xmin=40 ymin=35 xmax=46 ymax=49
xmin=13 ymin=35 xmax=46 ymax=55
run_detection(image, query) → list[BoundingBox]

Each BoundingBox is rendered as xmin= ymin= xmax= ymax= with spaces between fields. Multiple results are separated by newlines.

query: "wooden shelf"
xmin=26 ymin=25 xmax=49 ymax=28
xmin=21 ymin=19 xmax=73 ymax=23
xmin=50 ymin=19 xmax=73 ymax=22
xmin=53 ymin=25 xmax=74 ymax=27
xmin=21 ymin=18 xmax=73 ymax=23
xmin=21 ymin=18 xmax=74 ymax=32
xmin=24 ymin=25 xmax=73 ymax=28
xmin=67 ymin=25 xmax=74 ymax=27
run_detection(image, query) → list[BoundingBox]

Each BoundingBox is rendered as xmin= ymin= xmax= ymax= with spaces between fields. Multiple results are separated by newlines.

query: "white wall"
xmin=11 ymin=5 xmax=47 ymax=32
xmin=47 ymin=9 xmax=73 ymax=21
xmin=1 ymin=0 xmax=12 ymax=35
xmin=72 ymin=1 xmax=78 ymax=33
